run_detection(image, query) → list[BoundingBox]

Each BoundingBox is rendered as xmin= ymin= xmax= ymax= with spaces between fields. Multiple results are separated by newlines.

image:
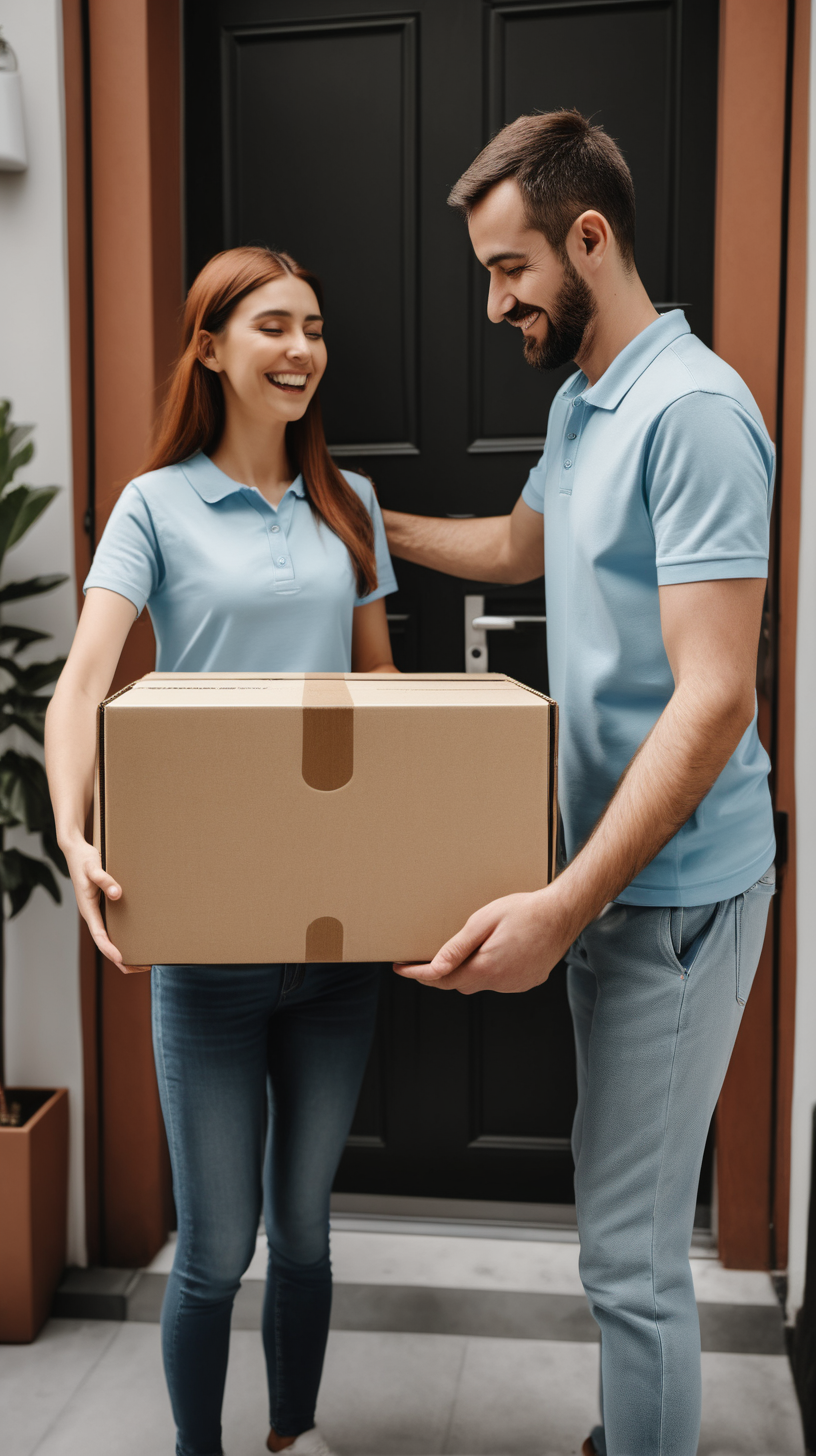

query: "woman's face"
xmin=200 ymin=274 xmax=327 ymax=427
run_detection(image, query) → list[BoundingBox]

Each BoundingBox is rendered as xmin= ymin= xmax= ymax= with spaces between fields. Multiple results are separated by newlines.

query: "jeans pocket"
xmin=735 ymin=867 xmax=775 ymax=1005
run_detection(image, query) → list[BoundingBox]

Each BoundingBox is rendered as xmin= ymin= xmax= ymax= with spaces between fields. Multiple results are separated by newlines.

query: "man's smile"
xmin=505 ymin=306 xmax=542 ymax=332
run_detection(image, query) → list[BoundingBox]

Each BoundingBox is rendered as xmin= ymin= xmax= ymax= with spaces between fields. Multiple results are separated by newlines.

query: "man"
xmin=383 ymin=110 xmax=776 ymax=1456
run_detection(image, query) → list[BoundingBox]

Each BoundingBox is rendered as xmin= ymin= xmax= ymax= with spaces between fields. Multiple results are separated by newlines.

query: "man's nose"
xmin=487 ymin=280 xmax=516 ymax=324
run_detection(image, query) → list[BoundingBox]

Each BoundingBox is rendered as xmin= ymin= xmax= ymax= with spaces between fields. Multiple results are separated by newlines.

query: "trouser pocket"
xmin=735 ymin=866 xmax=776 ymax=1005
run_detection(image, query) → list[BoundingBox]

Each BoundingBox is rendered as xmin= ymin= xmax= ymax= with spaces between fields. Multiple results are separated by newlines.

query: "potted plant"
xmin=0 ymin=399 xmax=70 ymax=1342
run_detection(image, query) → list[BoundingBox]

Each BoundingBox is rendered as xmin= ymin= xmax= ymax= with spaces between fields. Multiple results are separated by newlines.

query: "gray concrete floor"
xmin=1 ymin=1230 xmax=805 ymax=1456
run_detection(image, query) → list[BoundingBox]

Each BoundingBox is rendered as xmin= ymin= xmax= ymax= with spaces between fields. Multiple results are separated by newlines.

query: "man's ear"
xmin=197 ymin=330 xmax=222 ymax=373
xmin=568 ymin=210 xmax=611 ymax=272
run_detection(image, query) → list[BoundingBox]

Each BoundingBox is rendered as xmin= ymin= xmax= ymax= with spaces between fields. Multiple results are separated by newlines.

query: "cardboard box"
xmin=95 ymin=672 xmax=557 ymax=966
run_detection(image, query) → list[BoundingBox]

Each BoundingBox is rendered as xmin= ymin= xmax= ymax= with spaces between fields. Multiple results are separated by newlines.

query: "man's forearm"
xmin=382 ymin=509 xmax=521 ymax=583
xmin=551 ymin=680 xmax=756 ymax=943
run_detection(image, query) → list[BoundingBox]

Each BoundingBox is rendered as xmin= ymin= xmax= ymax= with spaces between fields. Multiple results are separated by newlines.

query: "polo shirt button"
xmin=564 ymin=460 xmax=572 ymax=469
xmin=573 ymin=397 xmax=582 ymax=408
xmin=567 ymin=432 xmax=577 ymax=440
xmin=270 ymin=525 xmax=280 ymax=533
xmin=277 ymin=557 xmax=287 ymax=565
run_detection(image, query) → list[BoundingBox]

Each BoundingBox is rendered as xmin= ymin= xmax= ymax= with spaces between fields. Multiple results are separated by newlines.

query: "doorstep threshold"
xmin=329 ymin=1193 xmax=580 ymax=1242
xmin=328 ymin=1193 xmax=716 ymax=1253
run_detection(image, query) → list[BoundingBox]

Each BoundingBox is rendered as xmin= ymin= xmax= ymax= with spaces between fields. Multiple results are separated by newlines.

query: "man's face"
xmin=468 ymin=177 xmax=597 ymax=371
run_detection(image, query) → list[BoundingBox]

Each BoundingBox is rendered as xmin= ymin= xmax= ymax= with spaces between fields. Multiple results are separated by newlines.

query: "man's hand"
xmin=395 ymin=883 xmax=577 ymax=994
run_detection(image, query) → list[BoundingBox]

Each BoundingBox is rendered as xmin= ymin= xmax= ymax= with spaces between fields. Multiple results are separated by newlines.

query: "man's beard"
xmin=511 ymin=257 xmax=597 ymax=372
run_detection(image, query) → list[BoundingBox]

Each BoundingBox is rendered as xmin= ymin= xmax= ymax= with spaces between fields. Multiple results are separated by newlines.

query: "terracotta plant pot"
xmin=0 ymin=1088 xmax=69 ymax=1342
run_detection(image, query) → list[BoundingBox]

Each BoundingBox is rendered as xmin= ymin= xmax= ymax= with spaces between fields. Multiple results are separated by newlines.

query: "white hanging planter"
xmin=0 ymin=31 xmax=27 ymax=173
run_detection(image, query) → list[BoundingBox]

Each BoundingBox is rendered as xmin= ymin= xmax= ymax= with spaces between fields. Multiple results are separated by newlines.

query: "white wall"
xmin=0 ymin=0 xmax=84 ymax=1266
xmin=788 ymin=3 xmax=816 ymax=1318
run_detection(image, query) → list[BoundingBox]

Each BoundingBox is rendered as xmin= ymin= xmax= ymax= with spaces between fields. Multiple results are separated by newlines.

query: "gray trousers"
xmin=566 ymin=866 xmax=775 ymax=1456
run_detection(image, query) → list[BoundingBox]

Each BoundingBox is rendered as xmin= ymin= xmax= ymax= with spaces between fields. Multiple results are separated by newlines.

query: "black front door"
xmin=184 ymin=0 xmax=719 ymax=1205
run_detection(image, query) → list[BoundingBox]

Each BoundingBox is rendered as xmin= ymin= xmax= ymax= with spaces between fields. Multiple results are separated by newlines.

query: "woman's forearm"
xmin=45 ymin=681 xmax=101 ymax=849
xmin=45 ymin=587 xmax=136 ymax=847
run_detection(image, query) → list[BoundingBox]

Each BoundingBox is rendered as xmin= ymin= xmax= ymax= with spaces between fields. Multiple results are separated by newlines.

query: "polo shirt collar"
xmin=576 ymin=309 xmax=691 ymax=412
xmin=180 ymin=451 xmax=307 ymax=503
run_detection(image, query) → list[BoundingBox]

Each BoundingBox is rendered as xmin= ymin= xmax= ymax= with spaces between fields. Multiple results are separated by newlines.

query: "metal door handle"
xmin=471 ymin=615 xmax=546 ymax=631
xmin=464 ymin=595 xmax=546 ymax=672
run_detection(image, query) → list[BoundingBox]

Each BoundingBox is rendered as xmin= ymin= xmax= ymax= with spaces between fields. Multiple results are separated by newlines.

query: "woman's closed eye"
xmin=260 ymin=327 xmax=324 ymax=340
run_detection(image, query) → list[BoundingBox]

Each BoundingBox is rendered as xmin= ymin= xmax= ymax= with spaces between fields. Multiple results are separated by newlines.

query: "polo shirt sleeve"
xmin=646 ymin=391 xmax=774 ymax=586
xmin=83 ymin=484 xmax=163 ymax=614
xmin=521 ymin=443 xmax=549 ymax=514
xmin=345 ymin=473 xmax=399 ymax=607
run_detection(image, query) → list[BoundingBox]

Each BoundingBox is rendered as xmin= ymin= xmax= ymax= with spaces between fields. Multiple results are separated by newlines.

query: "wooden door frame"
xmin=63 ymin=0 xmax=806 ymax=1268
xmin=63 ymin=0 xmax=180 ymax=1266
xmin=714 ymin=0 xmax=807 ymax=1270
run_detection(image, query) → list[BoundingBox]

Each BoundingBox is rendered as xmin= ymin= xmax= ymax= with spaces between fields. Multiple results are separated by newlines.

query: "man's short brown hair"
xmin=448 ymin=109 xmax=636 ymax=268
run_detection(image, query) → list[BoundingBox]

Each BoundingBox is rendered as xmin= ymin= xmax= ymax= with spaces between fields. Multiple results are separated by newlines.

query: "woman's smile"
xmin=266 ymin=371 xmax=310 ymax=394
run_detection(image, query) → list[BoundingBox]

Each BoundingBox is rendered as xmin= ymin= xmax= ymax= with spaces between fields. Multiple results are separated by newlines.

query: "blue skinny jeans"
xmin=566 ymin=867 xmax=775 ymax=1456
xmin=151 ymin=961 xmax=380 ymax=1456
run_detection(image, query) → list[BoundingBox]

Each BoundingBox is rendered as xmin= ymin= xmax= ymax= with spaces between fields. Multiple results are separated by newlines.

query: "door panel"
xmin=224 ymin=16 xmax=418 ymax=451
xmin=184 ymin=0 xmax=719 ymax=1206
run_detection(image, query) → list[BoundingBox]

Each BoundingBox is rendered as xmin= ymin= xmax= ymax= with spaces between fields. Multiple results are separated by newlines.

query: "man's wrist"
xmin=535 ymin=865 xmax=599 ymax=952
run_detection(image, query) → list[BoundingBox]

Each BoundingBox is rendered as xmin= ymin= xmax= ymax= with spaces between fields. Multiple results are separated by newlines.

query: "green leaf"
xmin=0 ymin=847 xmax=61 ymax=917
xmin=0 ymin=752 xmax=69 ymax=876
xmin=0 ymin=749 xmax=52 ymax=826
xmin=0 ymin=655 xmax=65 ymax=691
xmin=0 ymin=691 xmax=48 ymax=744
xmin=0 ymin=441 xmax=35 ymax=492
xmin=0 ymin=624 xmax=52 ymax=653
xmin=0 ymin=485 xmax=59 ymax=558
xmin=7 ymin=424 xmax=34 ymax=456
xmin=0 ymin=573 xmax=67 ymax=604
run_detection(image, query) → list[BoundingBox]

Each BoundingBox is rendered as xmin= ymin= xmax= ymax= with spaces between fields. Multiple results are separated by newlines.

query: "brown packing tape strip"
xmin=301 ymin=677 xmax=354 ymax=791
xmin=305 ymin=916 xmax=344 ymax=962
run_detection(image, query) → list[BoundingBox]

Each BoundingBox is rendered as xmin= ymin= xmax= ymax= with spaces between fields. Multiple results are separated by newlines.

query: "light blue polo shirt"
xmin=522 ymin=310 xmax=775 ymax=906
xmin=84 ymin=452 xmax=398 ymax=672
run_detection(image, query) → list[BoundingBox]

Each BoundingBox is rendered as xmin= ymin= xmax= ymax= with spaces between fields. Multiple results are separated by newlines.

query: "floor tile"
xmin=316 ymin=1330 xmax=468 ymax=1455
xmin=148 ymin=1230 xmax=781 ymax=1313
xmin=329 ymin=1232 xmax=586 ymax=1296
xmin=1 ymin=1318 xmax=804 ymax=1456
xmin=0 ymin=1320 xmax=118 ymax=1456
xmin=330 ymin=1286 xmax=598 ymax=1343
xmin=31 ymin=1323 xmax=175 ymax=1456
xmin=698 ymin=1352 xmax=805 ymax=1454
xmin=691 ymin=1261 xmax=779 ymax=1307
xmin=144 ymin=1235 xmax=177 ymax=1276
xmin=698 ymin=1303 xmax=786 ymax=1355
xmin=445 ymin=1336 xmax=599 ymax=1455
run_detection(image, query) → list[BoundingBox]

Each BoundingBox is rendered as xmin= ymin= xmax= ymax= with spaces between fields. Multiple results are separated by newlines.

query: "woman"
xmin=45 ymin=247 xmax=399 ymax=1456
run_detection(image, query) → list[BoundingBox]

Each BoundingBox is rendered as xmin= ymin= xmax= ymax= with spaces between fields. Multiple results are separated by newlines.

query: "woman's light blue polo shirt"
xmin=521 ymin=310 xmax=776 ymax=906
xmin=84 ymin=452 xmax=398 ymax=672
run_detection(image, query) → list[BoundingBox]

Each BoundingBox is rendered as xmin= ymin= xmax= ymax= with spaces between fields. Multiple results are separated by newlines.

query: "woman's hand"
xmin=62 ymin=835 xmax=125 ymax=967
xmin=45 ymin=588 xmax=137 ymax=969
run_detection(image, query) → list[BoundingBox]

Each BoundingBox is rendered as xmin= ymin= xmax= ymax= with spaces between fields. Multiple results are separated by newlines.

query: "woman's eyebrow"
xmin=250 ymin=308 xmax=324 ymax=323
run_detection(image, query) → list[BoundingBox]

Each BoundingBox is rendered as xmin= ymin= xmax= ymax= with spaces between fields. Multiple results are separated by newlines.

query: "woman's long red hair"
xmin=143 ymin=246 xmax=377 ymax=596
